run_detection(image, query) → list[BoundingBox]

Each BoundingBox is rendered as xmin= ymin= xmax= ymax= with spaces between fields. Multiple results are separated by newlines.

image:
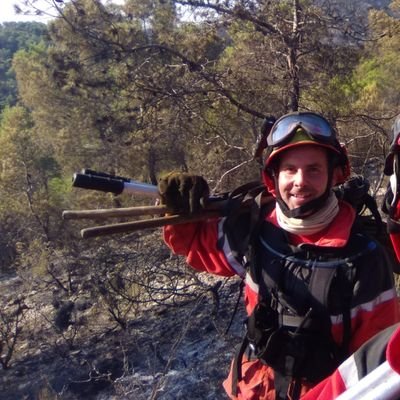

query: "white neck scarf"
xmin=276 ymin=191 xmax=339 ymax=236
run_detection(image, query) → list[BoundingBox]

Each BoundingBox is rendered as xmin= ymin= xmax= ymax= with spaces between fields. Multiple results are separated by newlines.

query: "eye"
xmin=282 ymin=165 xmax=296 ymax=174
xmin=308 ymin=165 xmax=324 ymax=175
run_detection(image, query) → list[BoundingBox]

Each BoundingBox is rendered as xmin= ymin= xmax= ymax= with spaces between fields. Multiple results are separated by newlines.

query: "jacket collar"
xmin=267 ymin=201 xmax=356 ymax=248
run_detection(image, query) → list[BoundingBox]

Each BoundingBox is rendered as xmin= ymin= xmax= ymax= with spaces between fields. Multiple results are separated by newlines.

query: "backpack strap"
xmin=308 ymin=264 xmax=338 ymax=308
xmin=309 ymin=261 xmax=354 ymax=358
xmin=218 ymin=182 xmax=274 ymax=259
xmin=230 ymin=335 xmax=250 ymax=396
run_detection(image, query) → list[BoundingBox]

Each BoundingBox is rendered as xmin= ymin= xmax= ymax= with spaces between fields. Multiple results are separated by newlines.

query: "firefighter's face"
xmin=277 ymin=145 xmax=329 ymax=210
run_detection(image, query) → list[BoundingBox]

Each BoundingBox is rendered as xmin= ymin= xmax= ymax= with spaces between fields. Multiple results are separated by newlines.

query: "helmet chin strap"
xmin=276 ymin=188 xmax=332 ymax=219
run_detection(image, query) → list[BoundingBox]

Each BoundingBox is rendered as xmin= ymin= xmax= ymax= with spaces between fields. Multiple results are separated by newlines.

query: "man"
xmin=158 ymin=112 xmax=400 ymax=400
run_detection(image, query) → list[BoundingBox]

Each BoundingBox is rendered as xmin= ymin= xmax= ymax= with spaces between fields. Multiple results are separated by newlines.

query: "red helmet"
xmin=261 ymin=112 xmax=350 ymax=196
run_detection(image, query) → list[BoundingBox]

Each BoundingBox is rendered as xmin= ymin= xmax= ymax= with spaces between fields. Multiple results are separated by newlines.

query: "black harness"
xmin=231 ymin=221 xmax=378 ymax=400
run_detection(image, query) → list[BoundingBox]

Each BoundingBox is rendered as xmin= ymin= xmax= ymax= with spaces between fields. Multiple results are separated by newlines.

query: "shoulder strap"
xmin=308 ymin=266 xmax=338 ymax=308
xmin=219 ymin=183 xmax=274 ymax=258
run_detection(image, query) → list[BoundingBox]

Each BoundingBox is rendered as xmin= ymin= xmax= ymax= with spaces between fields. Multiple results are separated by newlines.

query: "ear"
xmin=332 ymin=166 xmax=344 ymax=187
xmin=262 ymin=168 xmax=277 ymax=197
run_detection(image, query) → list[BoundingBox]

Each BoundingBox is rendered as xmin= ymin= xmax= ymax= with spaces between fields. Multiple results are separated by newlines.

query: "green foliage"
xmin=0 ymin=105 xmax=66 ymax=259
xmin=0 ymin=22 xmax=47 ymax=113
xmin=1 ymin=1 xmax=397 ymax=234
xmin=47 ymin=176 xmax=72 ymax=209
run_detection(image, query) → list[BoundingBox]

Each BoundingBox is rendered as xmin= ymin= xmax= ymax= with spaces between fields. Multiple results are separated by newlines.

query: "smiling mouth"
xmin=291 ymin=193 xmax=311 ymax=199
xmin=290 ymin=194 xmax=314 ymax=205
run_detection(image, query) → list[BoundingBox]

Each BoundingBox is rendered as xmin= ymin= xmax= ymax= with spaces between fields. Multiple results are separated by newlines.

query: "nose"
xmin=293 ymin=169 xmax=306 ymax=186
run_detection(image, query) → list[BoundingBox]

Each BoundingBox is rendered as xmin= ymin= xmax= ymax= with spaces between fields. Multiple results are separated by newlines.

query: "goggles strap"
xmin=254 ymin=116 xmax=277 ymax=165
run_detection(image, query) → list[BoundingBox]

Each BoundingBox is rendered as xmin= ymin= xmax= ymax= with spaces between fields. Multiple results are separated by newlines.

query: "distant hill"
xmin=0 ymin=21 xmax=47 ymax=114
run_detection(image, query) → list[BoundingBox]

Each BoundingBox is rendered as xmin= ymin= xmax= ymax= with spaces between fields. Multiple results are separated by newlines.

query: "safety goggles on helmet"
xmin=267 ymin=112 xmax=337 ymax=147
